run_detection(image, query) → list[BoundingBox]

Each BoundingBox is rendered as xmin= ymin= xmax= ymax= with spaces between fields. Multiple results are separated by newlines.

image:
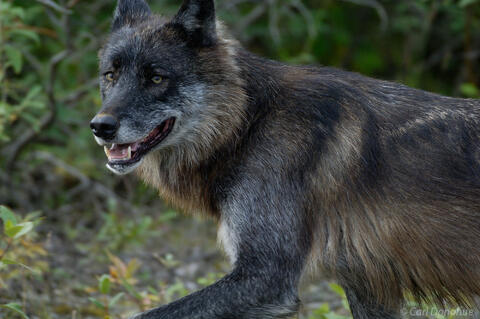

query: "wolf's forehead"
xmin=103 ymin=29 xmax=185 ymax=63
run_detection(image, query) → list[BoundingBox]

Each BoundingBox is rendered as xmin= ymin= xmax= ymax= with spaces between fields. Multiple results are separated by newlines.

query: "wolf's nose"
xmin=90 ymin=114 xmax=118 ymax=140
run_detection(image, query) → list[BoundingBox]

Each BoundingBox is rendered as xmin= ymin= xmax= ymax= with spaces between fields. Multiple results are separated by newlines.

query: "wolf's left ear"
xmin=171 ymin=0 xmax=217 ymax=47
xmin=113 ymin=0 xmax=151 ymax=31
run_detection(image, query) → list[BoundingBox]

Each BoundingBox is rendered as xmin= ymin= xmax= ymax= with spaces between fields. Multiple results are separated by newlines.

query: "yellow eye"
xmin=152 ymin=75 xmax=163 ymax=84
xmin=105 ymin=72 xmax=114 ymax=82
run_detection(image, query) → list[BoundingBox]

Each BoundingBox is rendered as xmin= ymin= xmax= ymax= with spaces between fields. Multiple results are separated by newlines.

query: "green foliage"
xmin=460 ymin=0 xmax=480 ymax=8
xmin=1 ymin=303 xmax=29 ymax=319
xmin=88 ymin=274 xmax=124 ymax=318
xmin=86 ymin=252 xmax=219 ymax=317
xmin=0 ymin=1 xmax=45 ymax=143
xmin=0 ymin=206 xmax=43 ymax=319
xmin=460 ymin=83 xmax=480 ymax=98
xmin=308 ymin=284 xmax=351 ymax=319
xmin=97 ymin=208 xmax=154 ymax=251
xmin=99 ymin=274 xmax=111 ymax=295
xmin=197 ymin=272 xmax=223 ymax=287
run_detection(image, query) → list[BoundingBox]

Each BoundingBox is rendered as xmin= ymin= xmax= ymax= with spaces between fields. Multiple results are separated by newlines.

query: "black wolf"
xmin=90 ymin=0 xmax=480 ymax=318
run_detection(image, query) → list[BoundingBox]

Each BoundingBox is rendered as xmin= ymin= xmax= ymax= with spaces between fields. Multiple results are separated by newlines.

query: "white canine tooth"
xmin=127 ymin=146 xmax=132 ymax=160
xmin=104 ymin=146 xmax=109 ymax=157
xmin=110 ymin=144 xmax=115 ymax=150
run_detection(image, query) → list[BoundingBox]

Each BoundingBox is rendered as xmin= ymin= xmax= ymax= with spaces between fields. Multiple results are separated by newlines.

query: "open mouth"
xmin=104 ymin=118 xmax=175 ymax=166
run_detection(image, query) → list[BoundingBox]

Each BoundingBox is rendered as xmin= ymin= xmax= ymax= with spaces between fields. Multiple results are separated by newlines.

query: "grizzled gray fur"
xmin=90 ymin=0 xmax=480 ymax=318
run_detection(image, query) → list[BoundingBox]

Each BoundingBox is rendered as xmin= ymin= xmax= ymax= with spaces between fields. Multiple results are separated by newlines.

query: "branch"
xmin=3 ymin=1 xmax=73 ymax=170
xmin=3 ymin=50 xmax=70 ymax=170
xmin=32 ymin=151 xmax=139 ymax=212
xmin=290 ymin=0 xmax=317 ymax=40
xmin=340 ymin=0 xmax=388 ymax=32
xmin=234 ymin=3 xmax=267 ymax=38
xmin=268 ymin=1 xmax=281 ymax=45
xmin=61 ymin=77 xmax=99 ymax=107
xmin=35 ymin=0 xmax=72 ymax=14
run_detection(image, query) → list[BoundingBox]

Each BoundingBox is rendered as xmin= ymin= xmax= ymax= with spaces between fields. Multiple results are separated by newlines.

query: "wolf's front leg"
xmin=132 ymin=265 xmax=300 ymax=319
xmin=343 ymin=285 xmax=400 ymax=319
xmin=132 ymin=181 xmax=311 ymax=318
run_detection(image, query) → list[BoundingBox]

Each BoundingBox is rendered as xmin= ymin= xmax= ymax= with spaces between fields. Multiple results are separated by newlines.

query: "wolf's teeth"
xmin=110 ymin=144 xmax=116 ymax=150
xmin=127 ymin=146 xmax=132 ymax=160
xmin=104 ymin=146 xmax=109 ymax=157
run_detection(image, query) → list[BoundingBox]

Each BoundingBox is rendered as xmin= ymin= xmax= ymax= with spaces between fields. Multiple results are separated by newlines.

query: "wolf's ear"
xmin=112 ymin=0 xmax=151 ymax=31
xmin=171 ymin=0 xmax=217 ymax=47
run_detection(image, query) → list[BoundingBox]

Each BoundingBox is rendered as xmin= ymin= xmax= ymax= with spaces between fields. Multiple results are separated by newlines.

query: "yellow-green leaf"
xmin=88 ymin=297 xmax=105 ymax=310
xmin=329 ymin=283 xmax=347 ymax=298
xmin=5 ymin=221 xmax=34 ymax=239
xmin=108 ymin=292 xmax=124 ymax=308
xmin=5 ymin=220 xmax=22 ymax=238
xmin=4 ymin=46 xmax=23 ymax=74
xmin=2 ymin=258 xmax=37 ymax=273
xmin=15 ymin=222 xmax=33 ymax=239
xmin=460 ymin=83 xmax=479 ymax=98
xmin=99 ymin=274 xmax=111 ymax=295
xmin=1 ymin=303 xmax=29 ymax=319
xmin=9 ymin=29 xmax=40 ymax=43
xmin=2 ymin=259 xmax=20 ymax=265
xmin=0 ymin=206 xmax=17 ymax=225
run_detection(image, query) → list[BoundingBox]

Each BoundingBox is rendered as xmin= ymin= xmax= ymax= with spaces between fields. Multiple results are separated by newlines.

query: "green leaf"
xmin=5 ymin=221 xmax=34 ymax=239
xmin=2 ymin=258 xmax=20 ymax=265
xmin=158 ymin=210 xmax=178 ymax=222
xmin=99 ymin=274 xmax=111 ymax=295
xmin=108 ymin=292 xmax=124 ymax=308
xmin=5 ymin=220 xmax=22 ymax=238
xmin=9 ymin=7 xmax=25 ymax=19
xmin=459 ymin=0 xmax=479 ymax=7
xmin=120 ymin=278 xmax=142 ymax=299
xmin=19 ymin=86 xmax=43 ymax=108
xmin=148 ymin=286 xmax=159 ymax=295
xmin=315 ymin=303 xmax=330 ymax=314
xmin=460 ymin=83 xmax=479 ymax=98
xmin=2 ymin=259 xmax=38 ymax=273
xmin=0 ymin=2 xmax=12 ymax=13
xmin=8 ymin=29 xmax=40 ymax=43
xmin=0 ymin=206 xmax=17 ymax=226
xmin=329 ymin=283 xmax=347 ymax=298
xmin=26 ymin=86 xmax=43 ymax=99
xmin=4 ymin=46 xmax=23 ymax=74
xmin=88 ymin=297 xmax=105 ymax=310
xmin=14 ymin=222 xmax=34 ymax=239
xmin=20 ymin=113 xmax=42 ymax=131
xmin=1 ymin=303 xmax=29 ymax=319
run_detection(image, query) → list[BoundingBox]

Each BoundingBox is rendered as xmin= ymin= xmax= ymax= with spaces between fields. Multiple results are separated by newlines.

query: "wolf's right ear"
xmin=171 ymin=0 xmax=217 ymax=47
xmin=112 ymin=0 xmax=151 ymax=31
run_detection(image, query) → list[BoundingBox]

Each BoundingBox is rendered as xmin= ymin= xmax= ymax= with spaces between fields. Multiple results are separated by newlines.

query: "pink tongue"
xmin=109 ymin=145 xmax=129 ymax=159
xmin=108 ymin=142 xmax=140 ymax=160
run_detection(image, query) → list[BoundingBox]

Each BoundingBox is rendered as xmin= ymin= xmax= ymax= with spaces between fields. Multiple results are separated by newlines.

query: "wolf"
xmin=90 ymin=0 xmax=480 ymax=318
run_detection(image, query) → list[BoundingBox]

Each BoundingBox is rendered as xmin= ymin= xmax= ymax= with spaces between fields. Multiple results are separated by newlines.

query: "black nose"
xmin=90 ymin=114 xmax=118 ymax=140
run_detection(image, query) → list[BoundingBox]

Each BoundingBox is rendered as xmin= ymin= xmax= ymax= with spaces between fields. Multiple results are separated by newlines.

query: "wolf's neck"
xmin=235 ymin=48 xmax=285 ymax=116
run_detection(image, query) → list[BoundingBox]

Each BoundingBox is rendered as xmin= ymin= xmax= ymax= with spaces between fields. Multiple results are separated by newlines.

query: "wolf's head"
xmin=91 ymin=0 xmax=245 ymax=175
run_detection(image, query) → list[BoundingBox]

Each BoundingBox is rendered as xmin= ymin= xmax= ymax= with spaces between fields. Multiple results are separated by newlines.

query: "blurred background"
xmin=1 ymin=0 xmax=480 ymax=318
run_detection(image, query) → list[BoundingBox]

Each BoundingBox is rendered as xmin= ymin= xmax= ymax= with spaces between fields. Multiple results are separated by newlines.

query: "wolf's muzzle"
xmin=90 ymin=113 xmax=118 ymax=140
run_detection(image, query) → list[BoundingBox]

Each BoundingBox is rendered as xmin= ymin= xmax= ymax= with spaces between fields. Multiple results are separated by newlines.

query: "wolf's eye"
xmin=152 ymin=75 xmax=163 ymax=84
xmin=105 ymin=72 xmax=115 ymax=82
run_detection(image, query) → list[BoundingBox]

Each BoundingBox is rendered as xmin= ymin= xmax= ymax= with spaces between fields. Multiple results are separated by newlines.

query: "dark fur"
xmin=93 ymin=1 xmax=480 ymax=318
